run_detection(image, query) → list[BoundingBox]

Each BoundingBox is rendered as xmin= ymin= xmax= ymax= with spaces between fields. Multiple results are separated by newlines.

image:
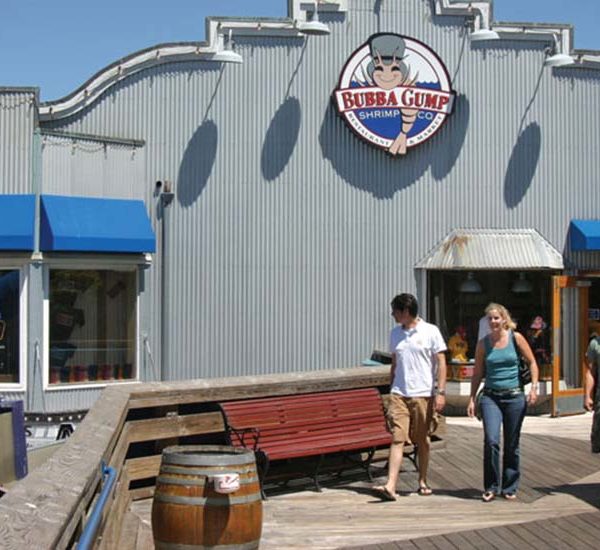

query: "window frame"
xmin=42 ymin=258 xmax=141 ymax=391
xmin=0 ymin=259 xmax=28 ymax=392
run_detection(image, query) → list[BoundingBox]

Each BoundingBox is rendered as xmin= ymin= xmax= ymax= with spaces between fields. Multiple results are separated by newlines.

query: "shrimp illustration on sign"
xmin=333 ymin=33 xmax=456 ymax=155
xmin=365 ymin=34 xmax=418 ymax=155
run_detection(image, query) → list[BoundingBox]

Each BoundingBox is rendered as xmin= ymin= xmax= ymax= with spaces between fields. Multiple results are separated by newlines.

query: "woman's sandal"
xmin=503 ymin=493 xmax=517 ymax=500
xmin=482 ymin=491 xmax=496 ymax=502
xmin=417 ymin=485 xmax=433 ymax=496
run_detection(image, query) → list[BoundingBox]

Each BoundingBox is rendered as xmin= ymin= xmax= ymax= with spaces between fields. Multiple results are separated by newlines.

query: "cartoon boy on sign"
xmin=333 ymin=32 xmax=455 ymax=156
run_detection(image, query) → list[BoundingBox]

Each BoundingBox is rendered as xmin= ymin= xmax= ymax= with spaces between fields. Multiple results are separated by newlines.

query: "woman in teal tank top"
xmin=466 ymin=303 xmax=539 ymax=502
xmin=483 ymin=331 xmax=521 ymax=390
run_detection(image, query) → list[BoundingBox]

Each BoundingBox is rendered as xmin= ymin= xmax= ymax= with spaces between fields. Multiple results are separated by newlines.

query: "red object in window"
xmin=50 ymin=366 xmax=60 ymax=384
xmin=74 ymin=365 xmax=88 ymax=382
xmin=101 ymin=364 xmax=114 ymax=380
xmin=459 ymin=365 xmax=474 ymax=379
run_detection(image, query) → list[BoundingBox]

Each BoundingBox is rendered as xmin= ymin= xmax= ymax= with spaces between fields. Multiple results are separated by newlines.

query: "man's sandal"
xmin=482 ymin=491 xmax=495 ymax=502
xmin=373 ymin=485 xmax=398 ymax=502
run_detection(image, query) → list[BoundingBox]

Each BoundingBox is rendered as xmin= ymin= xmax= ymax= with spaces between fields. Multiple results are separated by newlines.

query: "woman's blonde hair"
xmin=485 ymin=302 xmax=517 ymax=331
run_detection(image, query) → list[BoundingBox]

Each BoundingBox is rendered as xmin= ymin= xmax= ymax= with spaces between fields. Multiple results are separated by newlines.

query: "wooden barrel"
xmin=152 ymin=445 xmax=262 ymax=549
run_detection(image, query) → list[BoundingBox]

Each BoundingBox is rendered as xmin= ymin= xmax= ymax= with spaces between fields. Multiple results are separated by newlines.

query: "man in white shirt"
xmin=374 ymin=293 xmax=447 ymax=501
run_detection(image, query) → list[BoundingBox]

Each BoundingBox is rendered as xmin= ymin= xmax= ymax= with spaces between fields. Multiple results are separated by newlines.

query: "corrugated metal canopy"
xmin=416 ymin=229 xmax=563 ymax=270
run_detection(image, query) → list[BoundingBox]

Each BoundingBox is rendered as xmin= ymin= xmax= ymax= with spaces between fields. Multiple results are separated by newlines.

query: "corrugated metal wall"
xmin=17 ymin=0 xmax=600 ymax=405
xmin=0 ymin=89 xmax=35 ymax=193
xmin=0 ymin=90 xmax=35 ymax=405
xmin=41 ymin=135 xmax=146 ymax=199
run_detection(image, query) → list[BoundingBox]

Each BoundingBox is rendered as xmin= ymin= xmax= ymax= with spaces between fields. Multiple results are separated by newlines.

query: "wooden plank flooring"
xmin=126 ymin=416 xmax=600 ymax=549
xmin=346 ymin=511 xmax=600 ymax=550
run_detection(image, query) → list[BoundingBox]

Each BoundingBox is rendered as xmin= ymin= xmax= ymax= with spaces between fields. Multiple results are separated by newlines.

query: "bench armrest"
xmin=227 ymin=425 xmax=260 ymax=451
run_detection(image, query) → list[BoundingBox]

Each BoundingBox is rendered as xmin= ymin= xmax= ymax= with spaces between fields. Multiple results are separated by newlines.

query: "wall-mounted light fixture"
xmin=211 ymin=29 xmax=244 ymax=64
xmin=544 ymin=32 xmax=573 ymax=67
xmin=469 ymin=28 xmax=500 ymax=41
xmin=297 ymin=3 xmax=331 ymax=35
xmin=511 ymin=272 xmax=533 ymax=293
xmin=466 ymin=3 xmax=499 ymax=42
xmin=459 ymin=272 xmax=482 ymax=293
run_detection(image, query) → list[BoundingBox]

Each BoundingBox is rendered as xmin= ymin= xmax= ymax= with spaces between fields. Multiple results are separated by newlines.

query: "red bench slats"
xmin=224 ymin=408 xmax=386 ymax=430
xmin=219 ymin=387 xmax=395 ymax=494
xmin=220 ymin=387 xmax=391 ymax=459
xmin=263 ymin=431 xmax=391 ymax=458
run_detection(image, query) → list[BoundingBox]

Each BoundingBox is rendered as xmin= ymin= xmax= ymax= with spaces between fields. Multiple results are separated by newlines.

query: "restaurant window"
xmin=427 ymin=270 xmax=554 ymax=382
xmin=0 ymin=269 xmax=22 ymax=385
xmin=48 ymin=268 xmax=137 ymax=386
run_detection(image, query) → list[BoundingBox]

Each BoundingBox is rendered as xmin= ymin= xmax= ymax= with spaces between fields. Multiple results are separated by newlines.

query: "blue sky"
xmin=2 ymin=0 xmax=599 ymax=101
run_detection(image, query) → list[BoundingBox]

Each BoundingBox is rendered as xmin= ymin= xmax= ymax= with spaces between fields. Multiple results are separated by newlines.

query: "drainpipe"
xmin=30 ymin=109 xmax=45 ymax=411
xmin=159 ymin=182 xmax=174 ymax=381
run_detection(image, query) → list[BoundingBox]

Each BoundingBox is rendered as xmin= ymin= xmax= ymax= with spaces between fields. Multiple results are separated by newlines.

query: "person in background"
xmin=467 ymin=303 xmax=539 ymax=502
xmin=584 ymin=334 xmax=600 ymax=453
xmin=373 ymin=293 xmax=447 ymax=501
xmin=526 ymin=316 xmax=551 ymax=367
xmin=478 ymin=314 xmax=491 ymax=341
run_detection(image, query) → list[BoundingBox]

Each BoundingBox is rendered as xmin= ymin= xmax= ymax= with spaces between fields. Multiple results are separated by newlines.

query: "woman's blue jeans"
xmin=480 ymin=390 xmax=527 ymax=495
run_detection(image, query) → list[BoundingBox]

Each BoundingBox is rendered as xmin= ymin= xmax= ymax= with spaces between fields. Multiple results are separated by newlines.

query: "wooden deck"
xmin=126 ymin=415 xmax=600 ymax=549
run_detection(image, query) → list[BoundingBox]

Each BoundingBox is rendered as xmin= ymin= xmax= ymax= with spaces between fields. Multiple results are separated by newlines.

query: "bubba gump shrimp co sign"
xmin=333 ymin=33 xmax=456 ymax=156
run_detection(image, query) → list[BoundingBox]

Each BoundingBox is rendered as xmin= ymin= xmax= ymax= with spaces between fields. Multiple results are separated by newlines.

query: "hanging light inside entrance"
xmin=511 ymin=272 xmax=533 ymax=293
xmin=459 ymin=272 xmax=482 ymax=293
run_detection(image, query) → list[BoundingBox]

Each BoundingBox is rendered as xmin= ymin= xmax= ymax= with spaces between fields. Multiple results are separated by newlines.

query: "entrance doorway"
xmin=551 ymin=276 xmax=591 ymax=416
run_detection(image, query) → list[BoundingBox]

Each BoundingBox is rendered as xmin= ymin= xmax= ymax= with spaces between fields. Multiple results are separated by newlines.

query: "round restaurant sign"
xmin=332 ymin=33 xmax=456 ymax=156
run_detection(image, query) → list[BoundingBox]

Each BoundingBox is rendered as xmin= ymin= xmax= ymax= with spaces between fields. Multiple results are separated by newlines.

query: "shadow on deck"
xmin=126 ymin=422 xmax=600 ymax=549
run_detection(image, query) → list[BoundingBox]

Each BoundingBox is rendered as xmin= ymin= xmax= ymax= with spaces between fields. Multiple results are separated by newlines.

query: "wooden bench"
xmin=219 ymin=387 xmax=395 ymax=496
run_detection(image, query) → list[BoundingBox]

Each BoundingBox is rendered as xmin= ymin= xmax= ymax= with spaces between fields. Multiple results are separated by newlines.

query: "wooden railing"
xmin=0 ymin=366 xmax=389 ymax=549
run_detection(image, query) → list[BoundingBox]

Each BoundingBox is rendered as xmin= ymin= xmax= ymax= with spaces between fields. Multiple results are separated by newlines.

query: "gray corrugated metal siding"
xmin=0 ymin=90 xmax=35 ymax=194
xmin=11 ymin=0 xmax=598 ymax=407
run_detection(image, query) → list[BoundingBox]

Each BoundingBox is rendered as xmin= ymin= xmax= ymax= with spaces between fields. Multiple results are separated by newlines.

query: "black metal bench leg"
xmin=313 ymin=455 xmax=324 ymax=492
xmin=364 ymin=448 xmax=376 ymax=482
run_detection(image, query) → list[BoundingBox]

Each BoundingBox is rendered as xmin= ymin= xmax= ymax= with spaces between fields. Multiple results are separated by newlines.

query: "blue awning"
xmin=569 ymin=220 xmax=600 ymax=251
xmin=0 ymin=194 xmax=35 ymax=250
xmin=40 ymin=195 xmax=156 ymax=253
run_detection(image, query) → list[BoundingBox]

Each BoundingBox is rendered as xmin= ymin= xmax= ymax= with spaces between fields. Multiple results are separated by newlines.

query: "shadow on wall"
xmin=261 ymin=97 xmax=302 ymax=181
xmin=177 ymin=119 xmax=219 ymax=207
xmin=503 ymin=122 xmax=541 ymax=209
xmin=318 ymin=95 xmax=470 ymax=199
xmin=430 ymin=94 xmax=470 ymax=181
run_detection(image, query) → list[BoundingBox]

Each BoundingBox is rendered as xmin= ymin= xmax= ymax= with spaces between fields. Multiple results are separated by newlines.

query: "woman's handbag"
xmin=511 ymin=331 xmax=532 ymax=386
xmin=518 ymin=356 xmax=532 ymax=386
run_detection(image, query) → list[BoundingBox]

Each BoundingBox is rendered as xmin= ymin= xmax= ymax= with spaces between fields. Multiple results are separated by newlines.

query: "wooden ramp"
xmin=126 ymin=418 xmax=600 ymax=549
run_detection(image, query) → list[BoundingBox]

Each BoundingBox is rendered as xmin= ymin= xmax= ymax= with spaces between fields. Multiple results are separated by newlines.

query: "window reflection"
xmin=0 ymin=270 xmax=20 ymax=384
xmin=49 ymin=269 xmax=136 ymax=385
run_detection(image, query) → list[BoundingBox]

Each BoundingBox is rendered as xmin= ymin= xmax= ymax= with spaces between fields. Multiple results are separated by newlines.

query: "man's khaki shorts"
xmin=387 ymin=393 xmax=433 ymax=445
